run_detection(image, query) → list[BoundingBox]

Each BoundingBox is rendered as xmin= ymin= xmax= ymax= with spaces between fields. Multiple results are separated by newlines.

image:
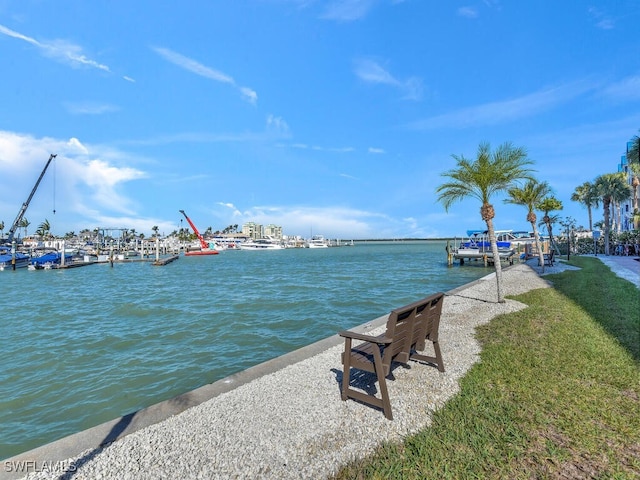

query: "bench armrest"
xmin=339 ymin=330 xmax=393 ymax=344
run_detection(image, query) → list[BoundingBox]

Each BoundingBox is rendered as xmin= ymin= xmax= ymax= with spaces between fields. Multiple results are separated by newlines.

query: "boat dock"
xmin=152 ymin=254 xmax=180 ymax=266
xmin=448 ymin=248 xmax=517 ymax=266
xmin=446 ymin=231 xmax=521 ymax=267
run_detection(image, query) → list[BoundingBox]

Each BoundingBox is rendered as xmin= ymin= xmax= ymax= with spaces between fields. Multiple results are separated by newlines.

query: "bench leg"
xmin=433 ymin=341 xmax=444 ymax=372
xmin=411 ymin=340 xmax=445 ymax=372
xmin=371 ymin=346 xmax=393 ymax=420
xmin=341 ymin=337 xmax=352 ymax=401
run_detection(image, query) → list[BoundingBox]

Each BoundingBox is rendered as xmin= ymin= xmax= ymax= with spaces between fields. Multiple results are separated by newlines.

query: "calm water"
xmin=0 ymin=241 xmax=493 ymax=459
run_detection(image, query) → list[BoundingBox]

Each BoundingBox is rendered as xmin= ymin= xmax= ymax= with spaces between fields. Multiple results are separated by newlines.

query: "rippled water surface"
xmin=0 ymin=241 xmax=494 ymax=459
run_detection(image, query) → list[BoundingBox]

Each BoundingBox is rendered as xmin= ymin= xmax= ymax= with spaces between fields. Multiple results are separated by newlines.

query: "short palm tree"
xmin=20 ymin=217 xmax=30 ymax=238
xmin=594 ymin=173 xmax=633 ymax=255
xmin=537 ymin=196 xmax=563 ymax=254
xmin=505 ymin=179 xmax=550 ymax=271
xmin=38 ymin=219 xmax=51 ymax=238
xmin=571 ymin=181 xmax=600 ymax=232
xmin=437 ymin=141 xmax=534 ymax=303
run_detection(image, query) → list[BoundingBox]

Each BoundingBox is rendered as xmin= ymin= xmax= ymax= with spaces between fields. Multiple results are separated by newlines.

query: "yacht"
xmin=306 ymin=235 xmax=329 ymax=248
xmin=238 ymin=237 xmax=284 ymax=250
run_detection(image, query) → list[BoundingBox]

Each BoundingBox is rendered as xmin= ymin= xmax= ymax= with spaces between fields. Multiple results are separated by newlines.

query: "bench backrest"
xmin=383 ymin=292 xmax=445 ymax=367
xmin=411 ymin=292 xmax=445 ymax=351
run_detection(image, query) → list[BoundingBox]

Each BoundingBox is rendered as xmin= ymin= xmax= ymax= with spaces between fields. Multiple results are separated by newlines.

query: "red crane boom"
xmin=179 ymin=209 xmax=208 ymax=250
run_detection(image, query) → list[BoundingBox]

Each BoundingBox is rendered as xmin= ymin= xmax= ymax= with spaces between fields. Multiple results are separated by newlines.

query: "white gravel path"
xmin=16 ymin=262 xmax=576 ymax=480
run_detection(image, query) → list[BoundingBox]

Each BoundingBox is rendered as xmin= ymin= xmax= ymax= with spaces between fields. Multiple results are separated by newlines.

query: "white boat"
xmin=238 ymin=237 xmax=284 ymax=250
xmin=306 ymin=235 xmax=329 ymax=248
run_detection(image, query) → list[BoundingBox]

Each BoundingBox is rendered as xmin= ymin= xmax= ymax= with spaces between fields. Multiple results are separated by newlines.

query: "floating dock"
xmin=152 ymin=254 xmax=180 ymax=266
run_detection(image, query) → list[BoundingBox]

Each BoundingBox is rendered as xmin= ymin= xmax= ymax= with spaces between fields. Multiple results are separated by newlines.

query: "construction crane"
xmin=5 ymin=154 xmax=57 ymax=244
xmin=179 ymin=209 xmax=219 ymax=256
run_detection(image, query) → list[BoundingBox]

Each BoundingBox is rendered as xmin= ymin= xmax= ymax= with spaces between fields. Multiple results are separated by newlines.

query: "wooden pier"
xmin=152 ymin=254 xmax=180 ymax=266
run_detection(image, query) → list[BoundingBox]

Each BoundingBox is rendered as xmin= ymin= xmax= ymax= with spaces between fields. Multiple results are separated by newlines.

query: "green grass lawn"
xmin=334 ymin=256 xmax=640 ymax=479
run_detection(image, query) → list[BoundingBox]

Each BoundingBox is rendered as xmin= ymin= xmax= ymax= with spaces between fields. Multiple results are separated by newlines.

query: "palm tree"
xmin=152 ymin=226 xmax=159 ymax=238
xmin=627 ymin=132 xmax=640 ymax=229
xmin=20 ymin=217 xmax=30 ymax=238
xmin=437 ymin=141 xmax=534 ymax=303
xmin=594 ymin=173 xmax=633 ymax=255
xmin=537 ymin=196 xmax=563 ymax=254
xmin=570 ymin=181 xmax=600 ymax=232
xmin=36 ymin=219 xmax=51 ymax=239
xmin=505 ymin=179 xmax=551 ymax=270
xmin=630 ymin=163 xmax=640 ymax=227
xmin=0 ymin=220 xmax=4 ymax=240
xmin=628 ymin=131 xmax=640 ymax=165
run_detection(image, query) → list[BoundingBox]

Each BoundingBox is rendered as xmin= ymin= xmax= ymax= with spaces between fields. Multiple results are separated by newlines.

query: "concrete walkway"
xmin=591 ymin=254 xmax=640 ymax=289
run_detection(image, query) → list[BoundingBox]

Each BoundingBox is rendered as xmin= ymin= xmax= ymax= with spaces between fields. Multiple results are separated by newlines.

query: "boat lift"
xmin=179 ymin=210 xmax=219 ymax=256
xmin=5 ymin=154 xmax=57 ymax=245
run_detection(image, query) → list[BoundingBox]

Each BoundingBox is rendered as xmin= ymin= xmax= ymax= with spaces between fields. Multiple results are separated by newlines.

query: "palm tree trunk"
xmin=531 ymin=222 xmax=545 ymax=272
xmin=587 ymin=206 xmax=593 ymax=232
xmin=485 ymin=218 xmax=505 ymax=303
xmin=545 ymin=220 xmax=556 ymax=254
xmin=603 ymin=199 xmax=611 ymax=255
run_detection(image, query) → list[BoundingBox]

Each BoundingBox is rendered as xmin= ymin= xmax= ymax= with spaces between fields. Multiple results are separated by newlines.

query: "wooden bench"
xmin=339 ymin=292 xmax=445 ymax=420
xmin=543 ymin=250 xmax=555 ymax=267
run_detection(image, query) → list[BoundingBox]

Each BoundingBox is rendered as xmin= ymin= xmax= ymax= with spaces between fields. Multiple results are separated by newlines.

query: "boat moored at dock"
xmin=238 ymin=237 xmax=284 ymax=250
xmin=306 ymin=235 xmax=330 ymax=248
xmin=448 ymin=229 xmax=518 ymax=266
xmin=29 ymin=250 xmax=74 ymax=268
xmin=0 ymin=246 xmax=30 ymax=270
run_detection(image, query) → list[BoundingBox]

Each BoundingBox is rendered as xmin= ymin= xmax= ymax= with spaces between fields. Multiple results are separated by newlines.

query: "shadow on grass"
xmin=542 ymin=256 xmax=640 ymax=363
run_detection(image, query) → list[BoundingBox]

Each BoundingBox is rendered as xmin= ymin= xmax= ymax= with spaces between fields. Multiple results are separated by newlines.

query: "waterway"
xmin=0 ymin=240 xmax=495 ymax=459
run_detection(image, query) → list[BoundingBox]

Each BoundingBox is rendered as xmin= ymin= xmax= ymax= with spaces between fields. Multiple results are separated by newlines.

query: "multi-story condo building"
xmin=619 ymin=138 xmax=639 ymax=232
xmin=241 ymin=222 xmax=284 ymax=240
xmin=242 ymin=222 xmax=263 ymax=240
xmin=264 ymin=224 xmax=283 ymax=239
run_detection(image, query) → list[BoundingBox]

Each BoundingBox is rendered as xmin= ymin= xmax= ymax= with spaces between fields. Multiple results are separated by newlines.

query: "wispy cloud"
xmin=320 ymin=0 xmax=377 ymax=21
xmin=124 ymin=116 xmax=290 ymax=147
xmin=353 ymin=58 xmax=423 ymax=101
xmin=601 ymin=75 xmax=640 ymax=101
xmin=406 ymin=81 xmax=597 ymax=130
xmin=63 ymin=102 xmax=120 ymax=115
xmin=0 ymin=131 xmax=146 ymax=220
xmin=368 ymin=147 xmax=385 ymax=154
xmin=588 ymin=7 xmax=615 ymax=29
xmin=230 ymin=204 xmax=386 ymax=238
xmin=266 ymin=115 xmax=291 ymax=137
xmin=0 ymin=23 xmax=112 ymax=72
xmin=152 ymin=46 xmax=257 ymax=105
xmin=339 ymin=173 xmax=358 ymax=180
xmin=457 ymin=7 xmax=478 ymax=18
xmin=285 ymin=143 xmax=355 ymax=153
xmin=124 ymin=131 xmax=270 ymax=147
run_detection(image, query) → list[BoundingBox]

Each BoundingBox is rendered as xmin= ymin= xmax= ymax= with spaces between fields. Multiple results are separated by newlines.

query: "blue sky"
xmin=1 ymin=1 xmax=639 ymax=240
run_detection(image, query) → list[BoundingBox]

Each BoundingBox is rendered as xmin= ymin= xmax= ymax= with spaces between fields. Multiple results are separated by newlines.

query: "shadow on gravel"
xmin=55 ymin=413 xmax=135 ymax=479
